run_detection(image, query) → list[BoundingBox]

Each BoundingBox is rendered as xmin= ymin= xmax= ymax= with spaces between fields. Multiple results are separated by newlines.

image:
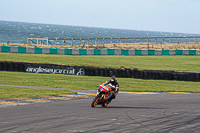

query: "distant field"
xmin=1 ymin=53 xmax=200 ymax=72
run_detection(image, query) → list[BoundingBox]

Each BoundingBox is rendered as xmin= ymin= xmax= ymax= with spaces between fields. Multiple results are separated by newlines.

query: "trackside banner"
xmin=25 ymin=64 xmax=85 ymax=76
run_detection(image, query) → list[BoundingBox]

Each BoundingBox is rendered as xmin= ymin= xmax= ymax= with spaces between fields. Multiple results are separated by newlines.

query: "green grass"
xmin=1 ymin=52 xmax=200 ymax=98
xmin=1 ymin=71 xmax=200 ymax=93
xmin=0 ymin=85 xmax=75 ymax=99
xmin=1 ymin=53 xmax=200 ymax=71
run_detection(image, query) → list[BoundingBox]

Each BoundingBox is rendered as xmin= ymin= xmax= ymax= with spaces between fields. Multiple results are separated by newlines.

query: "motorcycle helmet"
xmin=110 ymin=76 xmax=116 ymax=83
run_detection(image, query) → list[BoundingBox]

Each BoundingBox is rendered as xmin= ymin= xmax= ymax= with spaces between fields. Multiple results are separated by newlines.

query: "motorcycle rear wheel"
xmin=101 ymin=101 xmax=108 ymax=107
xmin=91 ymin=95 xmax=100 ymax=107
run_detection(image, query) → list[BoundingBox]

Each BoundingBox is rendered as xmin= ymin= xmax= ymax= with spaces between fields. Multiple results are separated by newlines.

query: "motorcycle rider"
xmin=104 ymin=76 xmax=119 ymax=103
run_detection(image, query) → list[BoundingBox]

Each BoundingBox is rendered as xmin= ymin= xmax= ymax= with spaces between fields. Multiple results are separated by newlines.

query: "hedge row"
xmin=1 ymin=61 xmax=200 ymax=82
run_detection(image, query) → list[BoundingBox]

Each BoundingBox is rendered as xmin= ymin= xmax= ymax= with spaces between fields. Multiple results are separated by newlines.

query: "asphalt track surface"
xmin=1 ymin=86 xmax=200 ymax=133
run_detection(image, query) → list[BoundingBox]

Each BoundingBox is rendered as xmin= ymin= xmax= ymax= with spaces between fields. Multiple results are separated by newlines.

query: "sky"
xmin=0 ymin=0 xmax=200 ymax=34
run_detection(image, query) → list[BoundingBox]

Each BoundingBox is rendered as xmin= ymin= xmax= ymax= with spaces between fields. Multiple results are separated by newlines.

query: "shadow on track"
xmin=94 ymin=106 xmax=165 ymax=109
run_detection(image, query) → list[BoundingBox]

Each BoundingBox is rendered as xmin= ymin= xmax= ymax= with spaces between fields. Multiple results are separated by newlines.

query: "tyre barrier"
xmin=1 ymin=61 xmax=200 ymax=82
xmin=0 ymin=61 xmax=26 ymax=72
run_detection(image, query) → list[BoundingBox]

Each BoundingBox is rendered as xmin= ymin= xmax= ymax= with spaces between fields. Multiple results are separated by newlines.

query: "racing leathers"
xmin=104 ymin=77 xmax=119 ymax=103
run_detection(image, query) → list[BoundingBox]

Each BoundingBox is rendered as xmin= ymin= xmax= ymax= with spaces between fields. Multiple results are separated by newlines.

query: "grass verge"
xmin=1 ymin=53 xmax=200 ymax=71
xmin=0 ymin=85 xmax=75 ymax=99
xmin=1 ymin=71 xmax=200 ymax=93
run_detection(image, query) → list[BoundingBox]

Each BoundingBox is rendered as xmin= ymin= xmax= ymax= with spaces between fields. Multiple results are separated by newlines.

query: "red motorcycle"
xmin=91 ymin=84 xmax=115 ymax=107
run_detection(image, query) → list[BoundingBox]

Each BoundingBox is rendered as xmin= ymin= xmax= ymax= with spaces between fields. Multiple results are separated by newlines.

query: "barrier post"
xmin=111 ymin=38 xmax=112 ymax=44
xmin=64 ymin=39 xmax=66 ymax=46
xmin=118 ymin=38 xmax=120 ymax=44
xmin=71 ymin=38 xmax=73 ymax=46
xmin=37 ymin=38 xmax=39 ymax=45
xmin=186 ymin=37 xmax=188 ymax=44
xmin=79 ymin=38 xmax=81 ymax=46
xmin=95 ymin=38 xmax=97 ymax=46
xmin=87 ymin=38 xmax=89 ymax=45
xmin=47 ymin=38 xmax=49 ymax=45
xmin=178 ymin=37 xmax=179 ymax=44
xmin=162 ymin=37 xmax=164 ymax=44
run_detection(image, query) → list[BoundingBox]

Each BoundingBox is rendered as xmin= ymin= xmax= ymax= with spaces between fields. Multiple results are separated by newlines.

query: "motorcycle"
xmin=91 ymin=83 xmax=115 ymax=107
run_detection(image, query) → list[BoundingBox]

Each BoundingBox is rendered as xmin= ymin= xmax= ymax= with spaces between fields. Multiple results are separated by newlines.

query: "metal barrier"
xmin=27 ymin=36 xmax=200 ymax=46
xmin=1 ymin=46 xmax=200 ymax=55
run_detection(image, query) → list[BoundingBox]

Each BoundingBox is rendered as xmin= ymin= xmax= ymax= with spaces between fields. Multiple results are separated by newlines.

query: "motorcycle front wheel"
xmin=91 ymin=95 xmax=101 ymax=107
